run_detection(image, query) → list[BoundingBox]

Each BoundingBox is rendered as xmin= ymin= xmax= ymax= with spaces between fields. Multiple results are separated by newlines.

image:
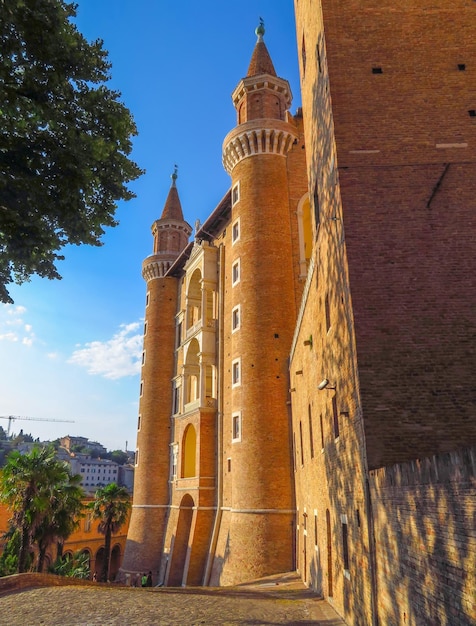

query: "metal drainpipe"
xmin=203 ymin=242 xmax=225 ymax=585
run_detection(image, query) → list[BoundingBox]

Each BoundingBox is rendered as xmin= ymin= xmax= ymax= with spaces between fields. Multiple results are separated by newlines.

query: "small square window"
xmin=232 ymin=219 xmax=240 ymax=244
xmin=232 ymin=305 xmax=241 ymax=332
xmin=232 ymin=359 xmax=241 ymax=387
xmin=232 ymin=259 xmax=240 ymax=286
xmin=232 ymin=182 xmax=240 ymax=205
xmin=232 ymin=412 xmax=242 ymax=442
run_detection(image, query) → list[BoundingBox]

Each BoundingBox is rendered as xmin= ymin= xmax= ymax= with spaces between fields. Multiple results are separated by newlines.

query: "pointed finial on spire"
xmin=256 ymin=17 xmax=265 ymax=42
xmin=171 ymin=164 xmax=178 ymax=187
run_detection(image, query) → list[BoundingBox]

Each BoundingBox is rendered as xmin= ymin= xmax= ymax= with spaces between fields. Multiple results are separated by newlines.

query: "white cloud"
xmin=68 ymin=322 xmax=143 ymax=380
xmin=0 ymin=331 xmax=19 ymax=342
xmin=7 ymin=305 xmax=26 ymax=316
xmin=0 ymin=304 xmax=34 ymax=345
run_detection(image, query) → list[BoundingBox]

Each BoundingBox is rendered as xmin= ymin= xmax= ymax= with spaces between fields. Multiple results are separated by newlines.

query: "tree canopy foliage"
xmin=0 ymin=446 xmax=84 ymax=572
xmin=0 ymin=0 xmax=143 ymax=302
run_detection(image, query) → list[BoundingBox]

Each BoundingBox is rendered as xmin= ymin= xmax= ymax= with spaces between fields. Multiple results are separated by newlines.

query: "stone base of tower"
xmin=208 ymin=509 xmax=295 ymax=586
xmin=118 ymin=506 xmax=168 ymax=585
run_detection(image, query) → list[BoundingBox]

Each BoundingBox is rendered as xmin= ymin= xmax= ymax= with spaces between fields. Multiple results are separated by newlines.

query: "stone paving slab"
xmin=0 ymin=573 xmax=347 ymax=625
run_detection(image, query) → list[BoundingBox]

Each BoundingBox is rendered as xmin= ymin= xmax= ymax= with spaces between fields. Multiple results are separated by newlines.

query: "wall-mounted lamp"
xmin=303 ymin=335 xmax=313 ymax=348
xmin=289 ymin=387 xmax=296 ymax=393
xmin=318 ymin=378 xmax=336 ymax=390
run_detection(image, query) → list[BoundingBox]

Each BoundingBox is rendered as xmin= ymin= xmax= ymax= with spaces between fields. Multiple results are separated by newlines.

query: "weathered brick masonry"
xmin=293 ymin=0 xmax=475 ymax=624
xmin=370 ymin=447 xmax=476 ymax=626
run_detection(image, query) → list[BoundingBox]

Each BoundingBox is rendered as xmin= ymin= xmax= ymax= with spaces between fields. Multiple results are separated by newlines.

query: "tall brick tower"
xmin=121 ymin=169 xmax=191 ymax=579
xmin=211 ymin=21 xmax=300 ymax=584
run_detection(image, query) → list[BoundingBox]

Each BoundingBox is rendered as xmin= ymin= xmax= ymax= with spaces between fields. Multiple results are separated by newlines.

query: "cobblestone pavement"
xmin=0 ymin=574 xmax=347 ymax=625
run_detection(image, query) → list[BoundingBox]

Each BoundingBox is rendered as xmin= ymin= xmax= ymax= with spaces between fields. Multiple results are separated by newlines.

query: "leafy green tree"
xmin=89 ymin=483 xmax=130 ymax=582
xmin=109 ymin=450 xmax=128 ymax=465
xmin=0 ymin=446 xmax=83 ymax=572
xmin=34 ymin=471 xmax=84 ymax=572
xmin=0 ymin=528 xmax=22 ymax=576
xmin=0 ymin=0 xmax=143 ymax=303
xmin=49 ymin=550 xmax=90 ymax=579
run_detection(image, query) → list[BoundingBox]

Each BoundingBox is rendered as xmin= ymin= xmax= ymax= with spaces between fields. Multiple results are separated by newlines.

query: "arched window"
xmin=186 ymin=269 xmax=202 ymax=329
xmin=184 ymin=338 xmax=200 ymax=405
xmin=182 ymin=424 xmax=197 ymax=478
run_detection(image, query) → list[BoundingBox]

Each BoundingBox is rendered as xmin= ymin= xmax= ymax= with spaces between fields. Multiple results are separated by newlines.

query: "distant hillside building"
xmin=60 ymin=436 xmax=107 ymax=456
xmin=68 ymin=455 xmax=120 ymax=494
xmin=121 ymin=8 xmax=475 ymax=626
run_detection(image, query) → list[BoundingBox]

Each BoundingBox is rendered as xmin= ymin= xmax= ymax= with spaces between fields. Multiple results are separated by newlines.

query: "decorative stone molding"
xmin=231 ymin=75 xmax=292 ymax=110
xmin=142 ymin=256 xmax=172 ymax=281
xmin=223 ymin=119 xmax=298 ymax=174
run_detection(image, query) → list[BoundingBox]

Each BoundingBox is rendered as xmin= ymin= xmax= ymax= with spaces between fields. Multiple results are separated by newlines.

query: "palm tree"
xmin=34 ymin=472 xmax=85 ymax=573
xmin=0 ymin=446 xmax=82 ymax=573
xmin=89 ymin=483 xmax=131 ymax=582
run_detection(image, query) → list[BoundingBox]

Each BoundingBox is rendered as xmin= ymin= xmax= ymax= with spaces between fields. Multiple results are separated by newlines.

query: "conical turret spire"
xmin=160 ymin=165 xmax=184 ymax=221
xmin=247 ymin=19 xmax=276 ymax=77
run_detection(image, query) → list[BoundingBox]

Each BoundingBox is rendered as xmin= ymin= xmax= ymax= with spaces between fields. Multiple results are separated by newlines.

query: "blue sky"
xmin=0 ymin=1 xmax=301 ymax=451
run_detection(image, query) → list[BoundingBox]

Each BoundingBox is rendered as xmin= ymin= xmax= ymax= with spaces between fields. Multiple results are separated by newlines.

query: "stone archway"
xmin=167 ymin=494 xmax=195 ymax=586
xmin=95 ymin=547 xmax=105 ymax=581
xmin=109 ymin=544 xmax=121 ymax=581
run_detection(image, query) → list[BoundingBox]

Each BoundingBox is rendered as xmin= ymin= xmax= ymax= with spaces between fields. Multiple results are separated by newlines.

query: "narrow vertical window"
xmin=232 ymin=358 xmax=241 ymax=387
xmin=139 ymin=381 xmax=143 ymax=397
xmin=232 ymin=259 xmax=240 ymax=286
xmin=135 ymin=449 xmax=139 ymax=467
xmin=325 ymin=294 xmax=331 ymax=332
xmin=299 ymin=421 xmax=304 ymax=466
xmin=171 ymin=444 xmax=178 ymax=479
xmin=232 ymin=305 xmax=241 ymax=332
xmin=143 ymin=321 xmax=148 ymax=336
xmin=332 ymin=396 xmax=339 ymax=439
xmin=145 ymin=292 xmax=150 ymax=307
xmin=342 ymin=517 xmax=350 ymax=572
xmin=176 ymin=321 xmax=182 ymax=348
xmin=313 ymin=182 xmax=320 ymax=230
xmin=314 ymin=511 xmax=318 ymax=546
xmin=293 ymin=433 xmax=297 ymax=471
xmin=232 ymin=182 xmax=240 ymax=205
xmin=173 ymin=385 xmax=180 ymax=414
xmin=320 ymin=413 xmax=325 ymax=449
xmin=142 ymin=351 xmax=146 ymax=366
xmin=137 ymin=415 xmax=141 ymax=431
xmin=232 ymin=412 xmax=242 ymax=442
xmin=308 ymin=404 xmax=314 ymax=459
xmin=301 ymin=33 xmax=307 ymax=77
xmin=232 ymin=218 xmax=240 ymax=244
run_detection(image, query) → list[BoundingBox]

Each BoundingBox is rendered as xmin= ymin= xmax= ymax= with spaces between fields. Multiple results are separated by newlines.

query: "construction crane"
xmin=0 ymin=415 xmax=75 ymax=437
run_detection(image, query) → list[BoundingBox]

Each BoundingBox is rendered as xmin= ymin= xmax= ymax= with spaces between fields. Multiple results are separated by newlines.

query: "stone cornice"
xmin=231 ymin=74 xmax=292 ymax=110
xmin=222 ymin=119 xmax=298 ymax=174
xmin=142 ymin=254 xmax=176 ymax=281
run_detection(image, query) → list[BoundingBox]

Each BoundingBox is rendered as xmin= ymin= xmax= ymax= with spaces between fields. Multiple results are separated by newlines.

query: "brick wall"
xmin=369 ymin=447 xmax=476 ymax=626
